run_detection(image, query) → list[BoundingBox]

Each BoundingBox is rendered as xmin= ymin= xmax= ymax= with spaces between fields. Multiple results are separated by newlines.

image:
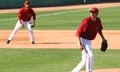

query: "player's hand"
xmin=21 ymin=24 xmax=24 ymax=28
xmin=80 ymin=44 xmax=84 ymax=50
xmin=77 ymin=39 xmax=84 ymax=50
xmin=30 ymin=22 xmax=35 ymax=28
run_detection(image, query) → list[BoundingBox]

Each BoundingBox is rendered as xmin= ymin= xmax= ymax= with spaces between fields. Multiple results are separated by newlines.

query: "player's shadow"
xmin=11 ymin=42 xmax=75 ymax=44
xmin=41 ymin=42 xmax=61 ymax=44
xmin=41 ymin=42 xmax=75 ymax=44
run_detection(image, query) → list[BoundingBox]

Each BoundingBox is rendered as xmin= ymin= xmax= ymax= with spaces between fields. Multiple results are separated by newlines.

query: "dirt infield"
xmin=81 ymin=68 xmax=120 ymax=72
xmin=0 ymin=30 xmax=120 ymax=49
xmin=0 ymin=2 xmax=120 ymax=72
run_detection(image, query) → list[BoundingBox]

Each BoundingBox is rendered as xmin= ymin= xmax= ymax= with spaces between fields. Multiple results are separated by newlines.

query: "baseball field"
xmin=0 ymin=2 xmax=120 ymax=72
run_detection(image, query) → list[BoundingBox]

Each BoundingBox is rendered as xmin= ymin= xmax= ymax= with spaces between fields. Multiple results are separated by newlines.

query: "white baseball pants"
xmin=72 ymin=38 xmax=94 ymax=72
xmin=8 ymin=20 xmax=34 ymax=42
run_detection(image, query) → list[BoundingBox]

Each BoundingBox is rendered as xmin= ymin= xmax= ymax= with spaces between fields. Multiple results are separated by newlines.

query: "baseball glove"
xmin=100 ymin=40 xmax=108 ymax=52
xmin=30 ymin=22 xmax=35 ymax=28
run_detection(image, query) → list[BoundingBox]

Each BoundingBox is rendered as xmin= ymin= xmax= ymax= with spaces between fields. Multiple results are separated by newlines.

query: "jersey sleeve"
xmin=97 ymin=18 xmax=103 ymax=35
xmin=76 ymin=20 xmax=88 ymax=37
xmin=31 ymin=9 xmax=36 ymax=20
xmin=18 ymin=9 xmax=23 ymax=24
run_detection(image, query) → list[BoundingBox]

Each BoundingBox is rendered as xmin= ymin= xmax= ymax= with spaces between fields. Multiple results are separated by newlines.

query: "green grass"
xmin=0 ymin=6 xmax=120 ymax=30
xmin=0 ymin=49 xmax=120 ymax=72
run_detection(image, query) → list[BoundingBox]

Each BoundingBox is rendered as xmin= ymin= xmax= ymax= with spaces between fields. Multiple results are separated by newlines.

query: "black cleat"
xmin=32 ymin=41 xmax=35 ymax=44
xmin=7 ymin=40 xmax=11 ymax=44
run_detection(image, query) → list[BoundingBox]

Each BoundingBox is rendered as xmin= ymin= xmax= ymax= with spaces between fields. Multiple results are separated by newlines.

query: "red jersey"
xmin=18 ymin=7 xmax=36 ymax=24
xmin=76 ymin=16 xmax=103 ymax=40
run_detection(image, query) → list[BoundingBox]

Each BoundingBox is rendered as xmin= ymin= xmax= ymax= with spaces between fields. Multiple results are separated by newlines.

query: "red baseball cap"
xmin=90 ymin=7 xmax=99 ymax=13
xmin=24 ymin=0 xmax=30 ymax=5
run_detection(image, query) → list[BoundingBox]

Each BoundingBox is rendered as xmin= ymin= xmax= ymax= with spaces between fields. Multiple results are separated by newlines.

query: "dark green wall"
xmin=46 ymin=0 xmax=83 ymax=6
xmin=0 ymin=0 xmax=101 ymax=9
xmin=0 ymin=0 xmax=25 ymax=9
xmin=86 ymin=0 xmax=101 ymax=4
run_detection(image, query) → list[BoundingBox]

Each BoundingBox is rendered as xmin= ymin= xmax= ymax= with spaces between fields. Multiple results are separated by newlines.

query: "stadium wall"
xmin=0 ymin=0 xmax=101 ymax=9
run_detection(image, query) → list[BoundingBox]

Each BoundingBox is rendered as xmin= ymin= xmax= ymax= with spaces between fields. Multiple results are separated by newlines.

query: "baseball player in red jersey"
xmin=7 ymin=0 xmax=36 ymax=44
xmin=72 ymin=8 xmax=106 ymax=72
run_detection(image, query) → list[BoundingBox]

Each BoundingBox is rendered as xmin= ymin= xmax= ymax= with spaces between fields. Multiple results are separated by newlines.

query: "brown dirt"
xmin=0 ymin=30 xmax=120 ymax=49
xmin=81 ymin=68 xmax=120 ymax=72
xmin=0 ymin=2 xmax=120 ymax=72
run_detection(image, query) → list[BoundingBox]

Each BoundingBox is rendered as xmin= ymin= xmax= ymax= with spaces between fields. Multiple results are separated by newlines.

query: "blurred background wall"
xmin=0 ymin=0 xmax=119 ymax=9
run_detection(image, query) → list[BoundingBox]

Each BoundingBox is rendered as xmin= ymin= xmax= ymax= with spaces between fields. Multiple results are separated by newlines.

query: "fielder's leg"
xmin=24 ymin=21 xmax=35 ymax=44
xmin=72 ymin=38 xmax=89 ymax=72
xmin=85 ymin=41 xmax=94 ymax=72
xmin=72 ymin=49 xmax=87 ymax=72
xmin=7 ymin=20 xmax=22 ymax=44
